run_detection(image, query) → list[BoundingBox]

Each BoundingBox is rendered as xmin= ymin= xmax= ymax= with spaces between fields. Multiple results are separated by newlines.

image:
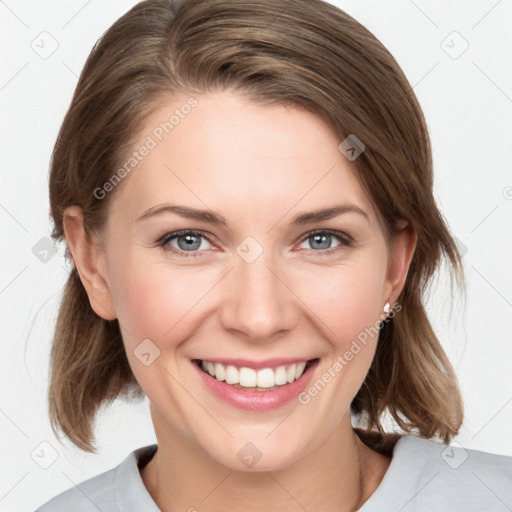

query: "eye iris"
xmin=177 ymin=233 xmax=201 ymax=251
xmin=171 ymin=232 xmax=339 ymax=252
xmin=310 ymin=233 xmax=331 ymax=250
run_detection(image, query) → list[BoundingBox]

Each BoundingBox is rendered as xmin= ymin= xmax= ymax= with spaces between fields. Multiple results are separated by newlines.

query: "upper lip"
xmin=193 ymin=357 xmax=317 ymax=370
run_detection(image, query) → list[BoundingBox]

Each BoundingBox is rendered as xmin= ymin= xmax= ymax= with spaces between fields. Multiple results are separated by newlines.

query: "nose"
xmin=219 ymin=249 xmax=300 ymax=343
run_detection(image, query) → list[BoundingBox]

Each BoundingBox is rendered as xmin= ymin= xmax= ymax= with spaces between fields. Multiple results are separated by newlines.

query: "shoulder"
xmin=361 ymin=435 xmax=512 ymax=512
xmin=33 ymin=444 xmax=158 ymax=512
xmin=33 ymin=465 xmax=117 ymax=512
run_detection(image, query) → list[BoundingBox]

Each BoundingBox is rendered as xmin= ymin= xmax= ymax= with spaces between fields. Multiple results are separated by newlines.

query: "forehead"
xmin=108 ymin=91 xmax=378 ymax=229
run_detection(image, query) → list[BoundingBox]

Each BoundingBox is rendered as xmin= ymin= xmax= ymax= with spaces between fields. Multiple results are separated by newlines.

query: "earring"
xmin=383 ymin=302 xmax=391 ymax=314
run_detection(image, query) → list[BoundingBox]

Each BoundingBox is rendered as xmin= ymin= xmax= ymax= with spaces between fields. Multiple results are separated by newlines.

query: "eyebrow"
xmin=136 ymin=203 xmax=369 ymax=226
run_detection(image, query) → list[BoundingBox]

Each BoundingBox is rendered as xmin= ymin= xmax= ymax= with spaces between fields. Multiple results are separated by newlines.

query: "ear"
xmin=63 ymin=206 xmax=117 ymax=320
xmin=383 ymin=220 xmax=417 ymax=306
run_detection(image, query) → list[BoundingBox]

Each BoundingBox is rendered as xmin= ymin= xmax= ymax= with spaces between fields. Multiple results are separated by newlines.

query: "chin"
xmin=193 ymin=425 xmax=317 ymax=473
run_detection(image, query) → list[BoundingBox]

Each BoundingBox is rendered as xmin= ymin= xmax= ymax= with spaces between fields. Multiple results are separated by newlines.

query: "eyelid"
xmin=157 ymin=228 xmax=353 ymax=256
xmin=157 ymin=229 xmax=213 ymax=244
xmin=294 ymin=229 xmax=354 ymax=252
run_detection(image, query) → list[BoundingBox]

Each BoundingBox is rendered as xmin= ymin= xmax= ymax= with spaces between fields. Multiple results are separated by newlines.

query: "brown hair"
xmin=48 ymin=0 xmax=465 ymax=453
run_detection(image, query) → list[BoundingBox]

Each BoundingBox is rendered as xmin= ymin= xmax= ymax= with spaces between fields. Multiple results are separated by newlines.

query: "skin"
xmin=64 ymin=91 xmax=417 ymax=511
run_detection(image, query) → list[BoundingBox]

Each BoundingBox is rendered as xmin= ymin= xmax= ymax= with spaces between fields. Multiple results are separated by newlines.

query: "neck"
xmin=140 ymin=409 xmax=391 ymax=512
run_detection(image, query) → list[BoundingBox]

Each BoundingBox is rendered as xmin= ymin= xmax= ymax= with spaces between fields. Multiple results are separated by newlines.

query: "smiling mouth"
xmin=193 ymin=358 xmax=319 ymax=391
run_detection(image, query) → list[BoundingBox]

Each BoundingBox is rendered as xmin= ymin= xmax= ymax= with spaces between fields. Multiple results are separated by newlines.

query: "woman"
xmin=35 ymin=0 xmax=512 ymax=510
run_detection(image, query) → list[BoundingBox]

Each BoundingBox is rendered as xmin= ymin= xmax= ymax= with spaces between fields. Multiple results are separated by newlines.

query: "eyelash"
xmin=157 ymin=229 xmax=354 ymax=258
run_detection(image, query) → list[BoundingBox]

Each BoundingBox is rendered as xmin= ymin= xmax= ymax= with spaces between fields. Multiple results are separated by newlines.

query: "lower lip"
xmin=193 ymin=359 xmax=319 ymax=411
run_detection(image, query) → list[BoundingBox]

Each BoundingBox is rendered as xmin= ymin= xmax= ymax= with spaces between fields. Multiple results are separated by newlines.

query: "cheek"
xmin=289 ymin=256 xmax=387 ymax=417
xmin=291 ymin=256 xmax=387 ymax=349
xmin=108 ymin=238 xmax=388 ymax=356
xmin=107 ymin=258 xmax=225 ymax=403
xmin=108 ymin=255 xmax=221 ymax=347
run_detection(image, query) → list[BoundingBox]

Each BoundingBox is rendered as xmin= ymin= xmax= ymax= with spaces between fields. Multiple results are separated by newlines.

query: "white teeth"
xmin=256 ymin=368 xmax=275 ymax=388
xmin=199 ymin=360 xmax=310 ymax=388
xmin=214 ymin=363 xmax=226 ymax=382
xmin=239 ymin=367 xmax=257 ymax=387
xmin=274 ymin=365 xmax=288 ymax=385
xmin=225 ymin=365 xmax=239 ymax=385
xmin=286 ymin=364 xmax=296 ymax=383
xmin=295 ymin=361 xmax=306 ymax=380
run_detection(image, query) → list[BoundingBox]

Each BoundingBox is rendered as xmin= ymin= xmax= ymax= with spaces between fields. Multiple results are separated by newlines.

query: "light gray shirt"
xmin=34 ymin=435 xmax=512 ymax=511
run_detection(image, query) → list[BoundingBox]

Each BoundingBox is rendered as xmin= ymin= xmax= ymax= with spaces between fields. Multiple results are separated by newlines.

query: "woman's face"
xmin=88 ymin=91 xmax=412 ymax=470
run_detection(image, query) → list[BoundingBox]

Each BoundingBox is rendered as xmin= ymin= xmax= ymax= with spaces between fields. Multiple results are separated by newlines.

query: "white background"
xmin=1 ymin=1 xmax=511 ymax=510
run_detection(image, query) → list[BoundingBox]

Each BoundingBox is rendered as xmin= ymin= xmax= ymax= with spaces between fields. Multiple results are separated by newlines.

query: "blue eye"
xmin=158 ymin=229 xmax=353 ymax=258
xmin=159 ymin=230 xmax=213 ymax=257
xmin=297 ymin=230 xmax=352 ymax=254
